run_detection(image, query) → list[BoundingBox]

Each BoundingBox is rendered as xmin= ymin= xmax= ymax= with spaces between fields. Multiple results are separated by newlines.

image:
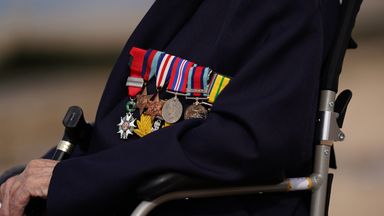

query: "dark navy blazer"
xmin=45 ymin=0 xmax=341 ymax=215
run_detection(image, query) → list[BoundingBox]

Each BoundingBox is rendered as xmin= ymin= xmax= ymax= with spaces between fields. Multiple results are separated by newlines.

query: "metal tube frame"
xmin=131 ymin=90 xmax=344 ymax=216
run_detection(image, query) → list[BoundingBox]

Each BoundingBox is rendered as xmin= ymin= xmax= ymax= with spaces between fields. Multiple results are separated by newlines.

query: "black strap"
xmin=330 ymin=146 xmax=337 ymax=169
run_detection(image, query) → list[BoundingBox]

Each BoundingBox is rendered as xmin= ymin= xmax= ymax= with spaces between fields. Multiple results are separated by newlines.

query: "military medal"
xmin=121 ymin=46 xmax=232 ymax=138
xmin=117 ymin=113 xmax=136 ymax=139
xmin=134 ymin=114 xmax=153 ymax=137
xmin=162 ymin=97 xmax=183 ymax=123
xmin=145 ymin=53 xmax=176 ymax=120
xmin=118 ymin=47 xmax=146 ymax=140
xmin=136 ymin=49 xmax=158 ymax=114
xmin=151 ymin=116 xmax=165 ymax=132
xmin=184 ymin=101 xmax=209 ymax=119
xmin=184 ymin=66 xmax=211 ymax=120
xmin=162 ymin=58 xmax=195 ymax=123
xmin=136 ymin=88 xmax=153 ymax=114
xmin=131 ymin=49 xmax=166 ymax=137
xmin=145 ymin=93 xmax=165 ymax=118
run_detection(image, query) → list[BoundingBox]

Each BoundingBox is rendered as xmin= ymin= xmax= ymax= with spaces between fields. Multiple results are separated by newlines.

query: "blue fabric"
xmin=150 ymin=51 xmax=164 ymax=82
xmin=203 ymin=67 xmax=210 ymax=96
xmin=142 ymin=48 xmax=153 ymax=79
xmin=170 ymin=58 xmax=184 ymax=92
xmin=187 ymin=66 xmax=196 ymax=96
xmin=46 ymin=0 xmax=341 ymax=215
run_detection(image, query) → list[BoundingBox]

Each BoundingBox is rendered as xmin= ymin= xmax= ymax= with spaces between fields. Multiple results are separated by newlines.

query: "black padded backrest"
xmin=321 ymin=0 xmax=363 ymax=92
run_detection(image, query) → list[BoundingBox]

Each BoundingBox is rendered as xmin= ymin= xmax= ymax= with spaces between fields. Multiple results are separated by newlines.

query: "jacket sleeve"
xmin=46 ymin=0 xmax=332 ymax=215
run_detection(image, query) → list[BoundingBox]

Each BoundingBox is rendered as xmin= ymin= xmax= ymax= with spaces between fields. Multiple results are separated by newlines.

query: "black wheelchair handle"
xmin=51 ymin=106 xmax=91 ymax=160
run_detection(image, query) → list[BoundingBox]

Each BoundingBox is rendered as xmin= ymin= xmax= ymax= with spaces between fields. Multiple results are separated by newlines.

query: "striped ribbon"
xmin=186 ymin=66 xmax=210 ymax=97
xmin=167 ymin=58 xmax=195 ymax=94
xmin=141 ymin=49 xmax=158 ymax=82
xmin=134 ymin=47 xmax=230 ymax=103
xmin=207 ymin=73 xmax=231 ymax=104
xmin=150 ymin=51 xmax=164 ymax=82
xmin=155 ymin=53 xmax=177 ymax=89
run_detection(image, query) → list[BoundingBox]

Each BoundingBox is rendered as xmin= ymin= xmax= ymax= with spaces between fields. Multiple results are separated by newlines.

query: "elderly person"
xmin=0 ymin=0 xmax=341 ymax=215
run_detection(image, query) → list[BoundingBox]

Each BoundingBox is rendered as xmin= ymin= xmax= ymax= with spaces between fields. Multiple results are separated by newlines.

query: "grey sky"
xmin=0 ymin=0 xmax=382 ymax=53
xmin=0 ymin=0 xmax=155 ymax=55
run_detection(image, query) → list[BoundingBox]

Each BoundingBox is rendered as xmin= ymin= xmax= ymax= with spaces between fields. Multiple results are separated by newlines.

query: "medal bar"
xmin=122 ymin=46 xmax=232 ymax=138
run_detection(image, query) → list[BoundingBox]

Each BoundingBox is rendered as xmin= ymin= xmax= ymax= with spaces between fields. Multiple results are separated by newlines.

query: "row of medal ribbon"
xmin=117 ymin=47 xmax=231 ymax=139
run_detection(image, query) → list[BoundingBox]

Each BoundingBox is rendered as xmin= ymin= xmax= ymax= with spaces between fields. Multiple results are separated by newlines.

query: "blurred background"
xmin=0 ymin=0 xmax=383 ymax=215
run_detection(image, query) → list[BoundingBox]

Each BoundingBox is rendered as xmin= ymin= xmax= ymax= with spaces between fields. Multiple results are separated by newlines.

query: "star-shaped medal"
xmin=145 ymin=93 xmax=165 ymax=119
xmin=117 ymin=113 xmax=136 ymax=139
xmin=136 ymin=87 xmax=153 ymax=114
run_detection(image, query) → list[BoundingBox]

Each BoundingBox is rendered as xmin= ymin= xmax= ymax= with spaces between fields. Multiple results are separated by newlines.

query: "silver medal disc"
xmin=161 ymin=97 xmax=183 ymax=123
xmin=184 ymin=103 xmax=208 ymax=120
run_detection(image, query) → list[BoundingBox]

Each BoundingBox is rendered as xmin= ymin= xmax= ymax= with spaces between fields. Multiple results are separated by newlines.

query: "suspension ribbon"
xmin=141 ymin=49 xmax=158 ymax=82
xmin=126 ymin=47 xmax=146 ymax=97
xmin=207 ymin=73 xmax=231 ymax=104
xmin=155 ymin=53 xmax=176 ymax=89
xmin=186 ymin=66 xmax=210 ymax=97
xmin=167 ymin=58 xmax=195 ymax=94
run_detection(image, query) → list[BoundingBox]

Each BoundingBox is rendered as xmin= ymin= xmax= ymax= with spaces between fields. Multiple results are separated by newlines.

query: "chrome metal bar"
xmin=310 ymin=145 xmax=331 ymax=216
xmin=131 ymin=178 xmax=321 ymax=216
xmin=131 ymin=181 xmax=290 ymax=216
xmin=131 ymin=201 xmax=158 ymax=216
xmin=310 ymin=90 xmax=338 ymax=216
xmin=318 ymin=90 xmax=345 ymax=145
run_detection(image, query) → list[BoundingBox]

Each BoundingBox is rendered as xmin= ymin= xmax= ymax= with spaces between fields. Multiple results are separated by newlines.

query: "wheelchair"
xmin=0 ymin=0 xmax=362 ymax=215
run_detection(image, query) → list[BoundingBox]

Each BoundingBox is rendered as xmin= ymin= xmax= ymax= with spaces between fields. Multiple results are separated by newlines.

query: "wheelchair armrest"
xmin=137 ymin=173 xmax=219 ymax=201
xmin=133 ymin=173 xmax=291 ymax=215
xmin=136 ymin=172 xmax=286 ymax=201
xmin=0 ymin=164 xmax=26 ymax=185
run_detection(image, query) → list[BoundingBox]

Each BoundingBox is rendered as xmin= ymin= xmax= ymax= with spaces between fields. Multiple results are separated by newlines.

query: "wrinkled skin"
xmin=0 ymin=159 xmax=58 ymax=216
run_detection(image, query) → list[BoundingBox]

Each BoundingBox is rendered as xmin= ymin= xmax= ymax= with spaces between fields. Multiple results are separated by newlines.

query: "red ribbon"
xmin=192 ymin=66 xmax=204 ymax=97
xmin=128 ymin=47 xmax=146 ymax=97
xmin=167 ymin=57 xmax=182 ymax=92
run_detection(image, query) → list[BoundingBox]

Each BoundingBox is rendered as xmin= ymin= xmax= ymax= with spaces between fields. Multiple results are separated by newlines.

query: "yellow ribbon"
xmin=207 ymin=73 xmax=231 ymax=104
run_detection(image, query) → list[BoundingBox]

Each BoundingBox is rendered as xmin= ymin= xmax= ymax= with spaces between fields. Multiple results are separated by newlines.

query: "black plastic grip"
xmin=321 ymin=0 xmax=363 ymax=92
xmin=52 ymin=149 xmax=70 ymax=161
xmin=62 ymin=106 xmax=89 ymax=144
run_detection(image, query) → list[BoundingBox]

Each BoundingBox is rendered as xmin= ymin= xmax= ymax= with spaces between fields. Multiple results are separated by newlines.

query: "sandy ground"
xmin=0 ymin=38 xmax=383 ymax=215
